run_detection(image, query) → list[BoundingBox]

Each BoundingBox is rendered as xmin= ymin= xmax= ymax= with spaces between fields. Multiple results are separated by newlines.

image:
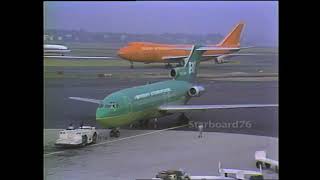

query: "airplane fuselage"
xmin=44 ymin=44 xmax=71 ymax=54
xmin=117 ymin=23 xmax=245 ymax=64
xmin=96 ymin=80 xmax=193 ymax=128
xmin=118 ymin=42 xmax=239 ymax=63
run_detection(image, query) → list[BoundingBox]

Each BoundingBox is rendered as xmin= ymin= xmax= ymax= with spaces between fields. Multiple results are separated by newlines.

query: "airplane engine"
xmin=214 ymin=56 xmax=225 ymax=64
xmin=170 ymin=67 xmax=187 ymax=79
xmin=188 ymin=86 xmax=205 ymax=97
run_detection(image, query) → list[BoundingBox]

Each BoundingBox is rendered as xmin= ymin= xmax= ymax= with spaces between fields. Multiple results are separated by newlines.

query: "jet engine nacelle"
xmin=170 ymin=67 xmax=188 ymax=79
xmin=214 ymin=56 xmax=225 ymax=64
xmin=188 ymin=86 xmax=205 ymax=97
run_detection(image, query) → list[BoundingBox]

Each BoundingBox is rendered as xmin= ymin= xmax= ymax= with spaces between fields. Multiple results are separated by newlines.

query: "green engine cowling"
xmin=170 ymin=67 xmax=188 ymax=79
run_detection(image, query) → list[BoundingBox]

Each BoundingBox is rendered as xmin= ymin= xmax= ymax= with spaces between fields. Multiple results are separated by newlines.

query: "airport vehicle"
xmin=117 ymin=22 xmax=255 ymax=68
xmin=151 ymin=162 xmax=263 ymax=180
xmin=255 ymin=151 xmax=278 ymax=173
xmin=156 ymin=169 xmax=190 ymax=180
xmin=55 ymin=126 xmax=98 ymax=147
xmin=217 ymin=162 xmax=264 ymax=180
xmin=69 ymin=45 xmax=278 ymax=138
xmin=44 ymin=44 xmax=112 ymax=59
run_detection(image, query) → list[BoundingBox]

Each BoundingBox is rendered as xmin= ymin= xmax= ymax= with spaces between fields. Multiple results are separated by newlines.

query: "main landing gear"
xmin=177 ymin=113 xmax=190 ymax=125
xmin=139 ymin=119 xmax=150 ymax=128
xmin=165 ymin=63 xmax=173 ymax=69
xmin=130 ymin=61 xmax=134 ymax=69
xmin=130 ymin=118 xmax=158 ymax=129
xmin=177 ymin=61 xmax=185 ymax=67
xmin=109 ymin=128 xmax=120 ymax=138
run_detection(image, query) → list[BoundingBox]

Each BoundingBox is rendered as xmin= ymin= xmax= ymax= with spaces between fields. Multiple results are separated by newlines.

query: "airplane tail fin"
xmin=171 ymin=45 xmax=206 ymax=82
xmin=217 ymin=22 xmax=245 ymax=47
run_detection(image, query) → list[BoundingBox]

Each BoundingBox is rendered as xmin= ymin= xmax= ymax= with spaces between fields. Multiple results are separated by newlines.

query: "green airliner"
xmin=70 ymin=45 xmax=277 ymax=137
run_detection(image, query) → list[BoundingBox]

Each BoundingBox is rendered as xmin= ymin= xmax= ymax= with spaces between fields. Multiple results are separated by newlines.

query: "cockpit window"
xmin=102 ymin=102 xmax=119 ymax=109
xmin=110 ymin=101 xmax=119 ymax=109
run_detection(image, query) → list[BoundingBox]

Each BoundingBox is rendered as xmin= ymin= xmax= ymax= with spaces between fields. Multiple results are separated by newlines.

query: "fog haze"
xmin=44 ymin=1 xmax=278 ymax=46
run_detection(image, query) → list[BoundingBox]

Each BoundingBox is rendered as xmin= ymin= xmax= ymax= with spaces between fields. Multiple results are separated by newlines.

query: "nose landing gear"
xmin=109 ymin=128 xmax=120 ymax=138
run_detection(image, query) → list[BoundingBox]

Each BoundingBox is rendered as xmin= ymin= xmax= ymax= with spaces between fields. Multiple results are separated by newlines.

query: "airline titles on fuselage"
xmin=134 ymin=88 xmax=172 ymax=100
xmin=141 ymin=47 xmax=172 ymax=51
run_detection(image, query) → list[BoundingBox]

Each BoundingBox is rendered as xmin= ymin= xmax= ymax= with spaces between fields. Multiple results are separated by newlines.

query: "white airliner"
xmin=44 ymin=44 xmax=112 ymax=59
xmin=44 ymin=44 xmax=71 ymax=54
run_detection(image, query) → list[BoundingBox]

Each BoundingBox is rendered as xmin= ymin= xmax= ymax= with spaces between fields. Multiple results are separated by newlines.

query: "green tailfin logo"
xmin=188 ymin=61 xmax=196 ymax=74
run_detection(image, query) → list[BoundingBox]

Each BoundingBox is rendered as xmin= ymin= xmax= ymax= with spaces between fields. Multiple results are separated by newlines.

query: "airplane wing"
xmin=197 ymin=47 xmax=241 ymax=51
xmin=162 ymin=55 xmax=221 ymax=63
xmin=172 ymin=47 xmax=241 ymax=51
xmin=162 ymin=56 xmax=188 ymax=63
xmin=159 ymin=104 xmax=278 ymax=112
xmin=201 ymin=53 xmax=276 ymax=62
xmin=221 ymin=53 xmax=276 ymax=57
xmin=44 ymin=55 xmax=113 ymax=59
xmin=69 ymin=97 xmax=102 ymax=104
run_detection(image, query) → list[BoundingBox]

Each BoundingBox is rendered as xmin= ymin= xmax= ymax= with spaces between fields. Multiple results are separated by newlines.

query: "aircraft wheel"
xmin=265 ymin=163 xmax=271 ymax=169
xmin=109 ymin=129 xmax=115 ymax=137
xmin=178 ymin=61 xmax=185 ymax=67
xmin=178 ymin=113 xmax=190 ymax=124
xmin=114 ymin=130 xmax=120 ymax=138
xmin=143 ymin=119 xmax=149 ymax=128
xmin=256 ymin=161 xmax=264 ymax=169
xmin=165 ymin=63 xmax=173 ymax=69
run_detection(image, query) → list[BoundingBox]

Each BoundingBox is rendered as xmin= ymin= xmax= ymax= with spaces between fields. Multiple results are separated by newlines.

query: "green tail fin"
xmin=174 ymin=45 xmax=206 ymax=82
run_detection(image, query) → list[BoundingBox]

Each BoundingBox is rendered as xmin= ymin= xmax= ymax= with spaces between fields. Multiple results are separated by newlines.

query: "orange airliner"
xmin=118 ymin=22 xmax=251 ymax=68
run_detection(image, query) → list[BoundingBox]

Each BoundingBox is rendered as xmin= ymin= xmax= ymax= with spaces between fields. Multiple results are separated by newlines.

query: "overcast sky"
xmin=44 ymin=1 xmax=278 ymax=46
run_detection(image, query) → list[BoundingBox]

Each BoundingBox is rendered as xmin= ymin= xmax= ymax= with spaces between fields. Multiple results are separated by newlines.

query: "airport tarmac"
xmin=44 ymin=76 xmax=278 ymax=137
xmin=44 ymin=129 xmax=278 ymax=180
xmin=44 ymin=50 xmax=278 ymax=180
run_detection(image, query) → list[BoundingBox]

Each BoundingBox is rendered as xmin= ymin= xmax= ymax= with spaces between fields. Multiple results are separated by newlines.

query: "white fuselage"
xmin=44 ymin=44 xmax=71 ymax=54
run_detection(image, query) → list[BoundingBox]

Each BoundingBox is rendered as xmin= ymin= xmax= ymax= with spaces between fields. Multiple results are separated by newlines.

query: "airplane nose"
xmin=117 ymin=47 xmax=131 ymax=59
xmin=117 ymin=48 xmax=125 ymax=58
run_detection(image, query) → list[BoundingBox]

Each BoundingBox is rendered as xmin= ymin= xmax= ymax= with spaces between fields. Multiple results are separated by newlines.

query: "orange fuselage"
xmin=118 ymin=42 xmax=238 ymax=63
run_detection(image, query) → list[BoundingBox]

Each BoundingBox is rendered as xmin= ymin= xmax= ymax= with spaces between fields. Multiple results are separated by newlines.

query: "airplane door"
xmin=123 ymin=96 xmax=132 ymax=113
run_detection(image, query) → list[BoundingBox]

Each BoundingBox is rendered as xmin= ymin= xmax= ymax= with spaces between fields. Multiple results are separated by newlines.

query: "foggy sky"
xmin=44 ymin=1 xmax=278 ymax=46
